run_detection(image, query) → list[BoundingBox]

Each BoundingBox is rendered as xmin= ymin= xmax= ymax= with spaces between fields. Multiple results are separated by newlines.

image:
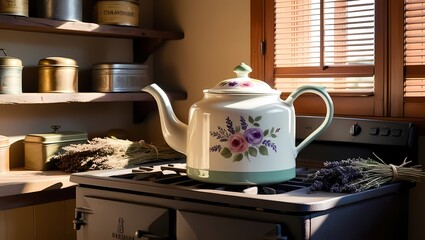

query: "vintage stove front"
xmin=70 ymin=116 xmax=417 ymax=240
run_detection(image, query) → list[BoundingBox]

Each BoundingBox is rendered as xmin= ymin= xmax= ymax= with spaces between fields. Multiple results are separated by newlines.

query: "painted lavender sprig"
xmin=210 ymin=126 xmax=230 ymax=142
xmin=262 ymin=139 xmax=277 ymax=152
xmin=240 ymin=116 xmax=248 ymax=130
xmin=226 ymin=116 xmax=235 ymax=134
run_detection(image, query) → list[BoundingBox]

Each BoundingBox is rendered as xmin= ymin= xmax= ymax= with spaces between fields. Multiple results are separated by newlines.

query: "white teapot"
xmin=143 ymin=63 xmax=334 ymax=185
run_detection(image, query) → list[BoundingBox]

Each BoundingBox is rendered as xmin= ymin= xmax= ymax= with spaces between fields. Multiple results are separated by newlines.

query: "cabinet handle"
xmin=73 ymin=211 xmax=85 ymax=230
xmin=134 ymin=230 xmax=168 ymax=239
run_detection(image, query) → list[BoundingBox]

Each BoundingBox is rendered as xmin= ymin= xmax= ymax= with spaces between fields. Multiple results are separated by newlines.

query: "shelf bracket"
xmin=133 ymin=38 xmax=165 ymax=63
xmin=133 ymin=101 xmax=158 ymax=123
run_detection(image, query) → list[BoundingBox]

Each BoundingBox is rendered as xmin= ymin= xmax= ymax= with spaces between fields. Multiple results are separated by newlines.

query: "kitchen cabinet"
xmin=75 ymin=196 xmax=169 ymax=240
xmin=0 ymin=199 xmax=76 ymax=240
xmin=177 ymin=211 xmax=285 ymax=239
xmin=0 ymin=13 xmax=186 ymax=122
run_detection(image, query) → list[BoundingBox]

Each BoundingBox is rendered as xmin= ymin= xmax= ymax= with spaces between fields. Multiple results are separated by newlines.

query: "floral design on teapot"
xmin=210 ymin=115 xmax=280 ymax=162
xmin=217 ymin=80 xmax=253 ymax=88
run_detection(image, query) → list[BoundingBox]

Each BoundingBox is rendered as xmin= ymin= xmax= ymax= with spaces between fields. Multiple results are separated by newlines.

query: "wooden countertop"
xmin=0 ymin=168 xmax=76 ymax=210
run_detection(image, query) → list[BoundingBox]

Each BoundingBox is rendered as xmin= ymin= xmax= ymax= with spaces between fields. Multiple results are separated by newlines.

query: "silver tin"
xmin=92 ymin=63 xmax=150 ymax=92
xmin=0 ymin=49 xmax=23 ymax=94
xmin=37 ymin=0 xmax=82 ymax=21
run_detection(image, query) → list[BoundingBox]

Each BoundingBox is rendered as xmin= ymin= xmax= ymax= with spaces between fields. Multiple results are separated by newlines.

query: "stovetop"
xmin=70 ymin=116 xmax=416 ymax=213
xmin=70 ymin=159 xmax=404 ymax=213
xmin=110 ymin=162 xmax=312 ymax=194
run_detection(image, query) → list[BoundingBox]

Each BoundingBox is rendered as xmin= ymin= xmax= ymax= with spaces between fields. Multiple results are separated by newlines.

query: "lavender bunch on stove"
xmin=305 ymin=154 xmax=425 ymax=193
xmin=49 ymin=137 xmax=184 ymax=173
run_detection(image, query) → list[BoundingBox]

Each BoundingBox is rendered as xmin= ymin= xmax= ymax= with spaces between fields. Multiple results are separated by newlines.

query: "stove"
xmin=70 ymin=116 xmax=417 ymax=240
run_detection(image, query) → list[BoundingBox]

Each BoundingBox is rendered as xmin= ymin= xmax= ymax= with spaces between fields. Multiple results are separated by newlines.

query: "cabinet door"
xmin=176 ymin=210 xmax=286 ymax=240
xmin=76 ymin=197 xmax=169 ymax=240
xmin=4 ymin=206 xmax=34 ymax=240
xmin=35 ymin=201 xmax=76 ymax=240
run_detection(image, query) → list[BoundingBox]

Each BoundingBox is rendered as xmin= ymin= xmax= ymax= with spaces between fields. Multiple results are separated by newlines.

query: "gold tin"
xmin=0 ymin=49 xmax=23 ymax=94
xmin=0 ymin=0 xmax=28 ymax=17
xmin=0 ymin=135 xmax=10 ymax=174
xmin=38 ymin=57 xmax=79 ymax=93
xmin=94 ymin=0 xmax=140 ymax=27
xmin=92 ymin=63 xmax=149 ymax=92
xmin=24 ymin=126 xmax=88 ymax=171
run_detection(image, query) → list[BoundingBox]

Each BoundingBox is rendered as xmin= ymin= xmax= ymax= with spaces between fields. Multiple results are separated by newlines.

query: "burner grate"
xmin=110 ymin=164 xmax=312 ymax=195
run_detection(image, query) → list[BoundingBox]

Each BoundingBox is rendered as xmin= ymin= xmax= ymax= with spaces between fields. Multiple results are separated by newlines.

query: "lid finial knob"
xmin=233 ymin=63 xmax=252 ymax=78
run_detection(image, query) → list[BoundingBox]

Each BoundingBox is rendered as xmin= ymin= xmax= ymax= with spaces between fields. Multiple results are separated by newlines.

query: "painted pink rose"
xmin=241 ymin=81 xmax=253 ymax=87
xmin=228 ymin=133 xmax=248 ymax=153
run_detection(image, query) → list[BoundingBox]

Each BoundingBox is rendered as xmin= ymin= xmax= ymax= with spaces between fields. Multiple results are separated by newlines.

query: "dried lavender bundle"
xmin=49 ymin=137 xmax=184 ymax=173
xmin=305 ymin=154 xmax=425 ymax=193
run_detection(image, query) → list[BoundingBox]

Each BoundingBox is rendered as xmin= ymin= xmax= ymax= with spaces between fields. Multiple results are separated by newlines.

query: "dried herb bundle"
xmin=305 ymin=154 xmax=425 ymax=193
xmin=49 ymin=137 xmax=184 ymax=173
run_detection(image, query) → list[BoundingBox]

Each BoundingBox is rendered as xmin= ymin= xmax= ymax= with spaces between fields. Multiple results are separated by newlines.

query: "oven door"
xmin=74 ymin=197 xmax=169 ymax=240
xmin=176 ymin=210 xmax=288 ymax=240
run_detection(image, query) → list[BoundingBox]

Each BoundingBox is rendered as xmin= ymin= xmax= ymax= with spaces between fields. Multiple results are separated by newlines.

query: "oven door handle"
xmin=73 ymin=207 xmax=92 ymax=231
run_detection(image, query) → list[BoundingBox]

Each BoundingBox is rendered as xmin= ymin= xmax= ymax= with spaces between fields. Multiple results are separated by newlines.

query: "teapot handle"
xmin=285 ymin=85 xmax=334 ymax=156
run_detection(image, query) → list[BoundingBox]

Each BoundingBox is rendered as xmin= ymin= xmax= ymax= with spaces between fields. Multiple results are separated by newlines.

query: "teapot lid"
xmin=206 ymin=63 xmax=278 ymax=94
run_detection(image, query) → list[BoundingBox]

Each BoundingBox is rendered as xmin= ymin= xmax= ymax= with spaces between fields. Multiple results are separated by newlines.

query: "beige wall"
xmin=142 ymin=0 xmax=250 ymax=142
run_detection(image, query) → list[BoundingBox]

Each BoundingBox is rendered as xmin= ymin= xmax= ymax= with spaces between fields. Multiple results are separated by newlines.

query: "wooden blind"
xmin=404 ymin=0 xmax=425 ymax=97
xmin=274 ymin=0 xmax=375 ymax=94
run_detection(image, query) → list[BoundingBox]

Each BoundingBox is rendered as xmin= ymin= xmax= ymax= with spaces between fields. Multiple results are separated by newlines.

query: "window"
xmin=274 ymin=0 xmax=374 ymax=94
xmin=251 ymin=0 xmax=425 ymax=118
xmin=403 ymin=0 xmax=425 ymax=117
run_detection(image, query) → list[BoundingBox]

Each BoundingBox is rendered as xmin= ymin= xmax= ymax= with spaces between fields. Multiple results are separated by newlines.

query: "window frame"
xmin=250 ymin=0 xmax=395 ymax=117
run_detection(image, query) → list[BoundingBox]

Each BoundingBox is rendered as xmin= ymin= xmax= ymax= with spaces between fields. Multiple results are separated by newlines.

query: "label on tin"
xmin=93 ymin=73 xmax=149 ymax=92
xmin=0 ymin=0 xmax=28 ymax=16
xmin=97 ymin=2 xmax=139 ymax=26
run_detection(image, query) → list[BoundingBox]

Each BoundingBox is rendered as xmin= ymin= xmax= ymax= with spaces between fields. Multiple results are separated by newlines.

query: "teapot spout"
xmin=142 ymin=84 xmax=187 ymax=154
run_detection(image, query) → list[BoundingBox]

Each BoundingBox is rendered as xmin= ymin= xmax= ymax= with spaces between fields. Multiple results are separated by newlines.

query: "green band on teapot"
xmin=186 ymin=167 xmax=296 ymax=185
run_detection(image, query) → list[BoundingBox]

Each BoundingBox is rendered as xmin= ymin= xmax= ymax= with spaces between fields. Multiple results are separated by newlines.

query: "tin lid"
xmin=0 ymin=135 xmax=9 ymax=147
xmin=38 ymin=57 xmax=78 ymax=67
xmin=92 ymin=62 xmax=148 ymax=70
xmin=0 ymin=49 xmax=22 ymax=67
xmin=24 ymin=125 xmax=87 ymax=144
xmin=206 ymin=63 xmax=279 ymax=94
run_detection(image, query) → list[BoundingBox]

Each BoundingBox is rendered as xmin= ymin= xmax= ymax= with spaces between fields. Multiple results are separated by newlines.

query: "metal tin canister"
xmin=37 ymin=0 xmax=82 ymax=21
xmin=0 ymin=0 xmax=28 ymax=17
xmin=94 ymin=0 xmax=140 ymax=27
xmin=0 ymin=49 xmax=23 ymax=94
xmin=0 ymin=135 xmax=10 ymax=174
xmin=24 ymin=125 xmax=88 ymax=171
xmin=38 ymin=57 xmax=79 ymax=93
xmin=92 ymin=63 xmax=149 ymax=92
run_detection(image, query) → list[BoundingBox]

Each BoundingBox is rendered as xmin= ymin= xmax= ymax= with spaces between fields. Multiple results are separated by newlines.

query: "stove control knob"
xmin=350 ymin=123 xmax=361 ymax=136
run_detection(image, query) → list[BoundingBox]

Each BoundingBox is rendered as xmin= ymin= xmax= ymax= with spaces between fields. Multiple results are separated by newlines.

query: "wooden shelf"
xmin=0 ymin=15 xmax=184 ymax=40
xmin=0 ymin=15 xmax=184 ymax=62
xmin=0 ymin=14 xmax=186 ymax=122
xmin=0 ymin=92 xmax=187 ymax=104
